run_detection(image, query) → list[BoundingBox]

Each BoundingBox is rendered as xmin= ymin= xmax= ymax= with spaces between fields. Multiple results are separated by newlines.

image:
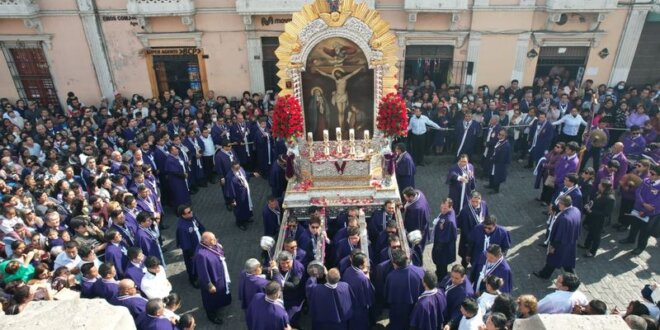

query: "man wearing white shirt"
xmin=54 ymin=241 xmax=83 ymax=274
xmin=455 ymin=297 xmax=483 ymax=330
xmin=537 ymin=273 xmax=588 ymax=314
xmin=199 ymin=126 xmax=217 ymax=183
xmin=408 ymin=106 xmax=441 ymax=166
xmin=141 ymin=256 xmax=172 ymax=299
xmin=551 ymin=108 xmax=588 ymax=145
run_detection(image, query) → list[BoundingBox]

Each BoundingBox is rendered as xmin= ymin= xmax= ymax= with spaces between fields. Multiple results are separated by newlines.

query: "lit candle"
xmin=349 ymin=129 xmax=355 ymax=141
xmin=336 ymin=127 xmax=342 ymax=141
xmin=323 ymin=130 xmax=329 ymax=142
xmin=364 ymin=130 xmax=370 ymax=141
xmin=307 ymin=132 xmax=314 ymax=144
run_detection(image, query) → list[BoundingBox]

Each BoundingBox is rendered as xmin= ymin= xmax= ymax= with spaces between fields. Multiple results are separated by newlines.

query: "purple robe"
xmin=211 ymin=123 xmax=230 ymax=145
xmin=183 ymin=136 xmax=205 ymax=182
xmin=374 ymin=259 xmax=394 ymax=302
xmin=214 ymin=149 xmax=234 ymax=180
xmin=367 ymin=209 xmax=394 ymax=243
xmin=552 ymin=185 xmax=583 ymax=209
xmin=385 ymin=265 xmax=425 ymax=330
xmin=335 ymin=238 xmax=361 ymax=262
xmin=246 ymin=293 xmax=290 ymax=330
xmin=194 ymin=244 xmax=232 ymax=312
xmin=135 ymin=314 xmax=177 ymax=330
xmin=600 ymin=152 xmax=628 ymax=189
xmin=528 ymin=119 xmax=554 ymax=165
xmin=124 ymin=262 xmax=145 ymax=290
xmin=343 ymin=266 xmax=375 ymax=330
xmin=546 ymin=206 xmax=581 ymax=269
xmin=467 ymin=224 xmax=511 ymax=277
xmin=410 ymin=289 xmax=447 ymax=330
xmin=455 ymin=120 xmax=481 ymax=157
xmin=175 ymin=216 xmax=205 ymax=279
xmin=136 ymin=226 xmax=164 ymax=265
xmin=474 ymin=258 xmax=513 ymax=294
xmin=262 ymin=206 xmax=281 ymax=238
xmin=432 ymin=210 xmax=458 ymax=266
xmin=553 ymin=154 xmax=579 ymax=188
xmin=307 ymin=279 xmax=353 ymax=330
xmin=239 ymin=271 xmax=271 ymax=310
xmin=490 ymin=140 xmax=511 ymax=185
xmin=80 ymin=277 xmax=98 ymax=299
xmin=623 ymin=134 xmax=647 ymax=158
xmin=231 ymin=122 xmax=251 ymax=165
xmin=439 ymin=276 xmax=474 ymax=322
xmin=279 ymin=260 xmax=305 ymax=320
xmin=137 ymin=195 xmax=164 ymax=219
xmin=112 ymin=294 xmax=147 ymax=319
xmin=225 ymin=169 xmax=253 ymax=222
xmin=105 ymin=243 xmax=128 ymax=279
xmin=395 ymin=151 xmax=416 ymax=190
xmin=404 ymin=190 xmax=432 ymax=244
xmin=164 ymin=154 xmax=191 ymax=207
xmin=643 ymin=128 xmax=657 ymax=144
xmin=268 ymin=162 xmax=287 ymax=198
xmin=482 ymin=124 xmax=501 ymax=174
xmin=92 ymin=278 xmax=119 ymax=301
xmin=446 ymin=164 xmax=476 ymax=213
xmin=457 ymin=201 xmax=489 ymax=259
xmin=633 ymin=178 xmax=660 ymax=217
xmin=252 ymin=127 xmax=275 ymax=175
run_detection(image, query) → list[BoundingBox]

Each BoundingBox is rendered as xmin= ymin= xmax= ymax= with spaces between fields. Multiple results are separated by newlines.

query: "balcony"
xmin=235 ymin=0 xmax=375 ymax=15
xmin=126 ymin=0 xmax=195 ymax=17
xmin=0 ymin=0 xmax=39 ymax=18
xmin=545 ymin=0 xmax=618 ymax=12
xmin=404 ymin=0 xmax=469 ymax=12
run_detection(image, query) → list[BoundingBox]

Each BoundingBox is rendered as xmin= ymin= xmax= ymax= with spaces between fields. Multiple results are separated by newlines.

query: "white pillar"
xmin=511 ymin=32 xmax=531 ymax=84
xmin=247 ymin=36 xmax=266 ymax=94
xmin=76 ymin=0 xmax=115 ymax=100
xmin=609 ymin=8 xmax=649 ymax=85
xmin=466 ymin=32 xmax=481 ymax=87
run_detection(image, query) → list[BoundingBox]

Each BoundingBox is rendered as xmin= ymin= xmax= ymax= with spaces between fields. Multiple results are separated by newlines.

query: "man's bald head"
xmin=327 ymin=268 xmax=340 ymax=285
xmin=613 ymin=142 xmax=624 ymax=152
xmin=202 ymin=231 xmax=216 ymax=244
xmin=118 ymin=279 xmax=135 ymax=295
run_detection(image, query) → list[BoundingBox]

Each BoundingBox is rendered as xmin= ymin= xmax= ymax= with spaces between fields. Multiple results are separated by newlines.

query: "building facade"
xmin=0 ymin=0 xmax=658 ymax=107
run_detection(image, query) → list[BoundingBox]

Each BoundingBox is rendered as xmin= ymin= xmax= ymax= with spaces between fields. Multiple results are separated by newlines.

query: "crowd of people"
xmin=0 ymin=73 xmax=657 ymax=330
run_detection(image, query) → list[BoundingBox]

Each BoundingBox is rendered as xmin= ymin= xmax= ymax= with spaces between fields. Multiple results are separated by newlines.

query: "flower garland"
xmin=272 ymin=95 xmax=304 ymax=139
xmin=376 ymin=92 xmax=409 ymax=139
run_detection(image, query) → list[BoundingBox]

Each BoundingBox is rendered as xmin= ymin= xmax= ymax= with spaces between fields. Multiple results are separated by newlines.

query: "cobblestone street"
xmin=160 ymin=155 xmax=658 ymax=329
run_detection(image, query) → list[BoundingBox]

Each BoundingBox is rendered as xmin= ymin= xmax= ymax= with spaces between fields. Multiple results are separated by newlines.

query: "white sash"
xmin=468 ymin=203 xmax=484 ymax=225
xmin=260 ymin=128 xmax=272 ymax=165
xmin=459 ymin=166 xmax=470 ymax=211
xmin=553 ymin=185 xmax=577 ymax=206
xmin=238 ymin=171 xmax=253 ymax=211
xmin=457 ymin=121 xmax=472 ymax=157
xmin=529 ymin=121 xmax=546 ymax=152
xmin=476 ymin=257 xmax=504 ymax=291
xmin=491 ymin=140 xmax=506 ymax=175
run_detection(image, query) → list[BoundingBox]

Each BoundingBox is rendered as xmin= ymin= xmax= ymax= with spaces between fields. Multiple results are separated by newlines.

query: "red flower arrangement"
xmin=272 ymin=95 xmax=304 ymax=139
xmin=376 ymin=93 xmax=408 ymax=138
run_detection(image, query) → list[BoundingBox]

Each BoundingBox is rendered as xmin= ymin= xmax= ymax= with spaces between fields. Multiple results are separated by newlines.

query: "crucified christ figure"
xmin=314 ymin=67 xmax=364 ymax=131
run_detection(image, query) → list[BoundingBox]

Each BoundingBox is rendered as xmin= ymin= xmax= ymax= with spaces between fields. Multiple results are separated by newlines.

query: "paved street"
xmin=160 ymin=155 xmax=658 ymax=329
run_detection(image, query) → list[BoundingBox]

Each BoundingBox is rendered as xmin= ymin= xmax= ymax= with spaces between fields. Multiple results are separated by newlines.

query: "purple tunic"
xmin=124 ymin=262 xmax=144 ymax=290
xmin=225 ymin=169 xmax=254 ymax=222
xmin=175 ymin=217 xmax=205 ymax=252
xmin=262 ymin=206 xmax=281 ymax=238
xmin=457 ymin=201 xmax=489 ymax=259
xmin=268 ymin=161 xmax=287 ymax=198
xmin=546 ymin=206 xmax=581 ymax=269
xmin=446 ymin=164 xmax=476 ymax=213
xmin=307 ymin=279 xmax=353 ymax=330
xmin=404 ymin=190 xmax=432 ymax=241
xmin=112 ymin=294 xmax=147 ymax=320
xmin=455 ymin=120 xmax=481 ymax=157
xmin=238 ymin=271 xmax=271 ymax=310
xmin=553 ymin=154 xmax=579 ymax=188
xmin=246 ymin=293 xmax=290 ymax=330
xmin=410 ymin=289 xmax=447 ymax=330
xmin=136 ymin=226 xmax=164 ymax=265
xmin=164 ymin=154 xmax=191 ymax=207
xmin=490 ymin=140 xmax=511 ymax=185
xmin=633 ymin=178 xmax=660 ymax=217
xmin=80 ymin=277 xmax=98 ymax=299
xmin=194 ymin=244 xmax=232 ymax=312
xmin=439 ymin=276 xmax=474 ymax=322
xmin=92 ymin=278 xmax=119 ymax=301
xmin=343 ymin=266 xmax=375 ymax=330
xmin=214 ymin=149 xmax=234 ymax=180
xmin=432 ymin=210 xmax=458 ymax=266
xmin=623 ymin=135 xmax=646 ymax=158
xmin=279 ymin=260 xmax=305 ymax=319
xmin=105 ymin=243 xmax=128 ymax=279
xmin=395 ymin=151 xmax=416 ymax=190
xmin=467 ymin=224 xmax=512 ymax=275
xmin=135 ymin=314 xmax=177 ymax=330
xmin=528 ymin=119 xmax=555 ymax=165
xmin=385 ymin=265 xmax=425 ymax=330
xmin=474 ymin=258 xmax=513 ymax=294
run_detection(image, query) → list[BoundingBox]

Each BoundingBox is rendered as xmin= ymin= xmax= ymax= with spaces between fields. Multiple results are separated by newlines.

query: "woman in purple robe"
xmin=439 ymin=265 xmax=474 ymax=322
xmin=163 ymin=145 xmax=190 ymax=208
xmin=446 ymin=155 xmax=476 ymax=213
xmin=395 ymin=143 xmax=416 ymax=190
xmin=432 ymin=198 xmax=457 ymax=280
xmin=194 ymin=232 xmax=232 ymax=325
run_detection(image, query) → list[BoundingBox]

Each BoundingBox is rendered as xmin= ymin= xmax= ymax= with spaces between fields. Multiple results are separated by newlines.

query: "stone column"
xmin=76 ymin=0 xmax=115 ymax=100
xmin=511 ymin=32 xmax=531 ymax=84
xmin=609 ymin=8 xmax=649 ymax=84
xmin=466 ymin=32 xmax=481 ymax=87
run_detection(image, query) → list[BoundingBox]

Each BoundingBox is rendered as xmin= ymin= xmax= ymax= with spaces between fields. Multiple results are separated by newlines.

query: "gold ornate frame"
xmin=275 ymin=0 xmax=398 ymax=134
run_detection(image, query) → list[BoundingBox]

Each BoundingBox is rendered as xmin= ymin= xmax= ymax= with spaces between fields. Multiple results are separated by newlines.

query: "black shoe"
xmin=532 ymin=271 xmax=549 ymax=279
xmin=584 ymin=252 xmax=595 ymax=258
xmin=577 ymin=244 xmax=587 ymax=249
xmin=619 ymin=239 xmax=634 ymax=244
xmin=247 ymin=218 xmax=254 ymax=223
xmin=208 ymin=317 xmax=223 ymax=325
xmin=631 ymin=248 xmax=644 ymax=255
xmin=238 ymin=225 xmax=248 ymax=231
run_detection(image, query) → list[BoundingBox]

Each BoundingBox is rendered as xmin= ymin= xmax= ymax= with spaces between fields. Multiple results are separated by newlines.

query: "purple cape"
xmin=224 ymin=169 xmax=254 ymax=221
xmin=439 ymin=275 xmax=474 ymax=322
xmin=395 ymin=152 xmax=416 ymax=190
xmin=307 ymin=280 xmax=353 ymax=329
xmin=445 ymin=164 xmax=476 ymax=213
xmin=410 ymin=289 xmax=447 ymax=330
xmin=246 ymin=293 xmax=290 ymax=330
xmin=343 ymin=266 xmax=375 ymax=330
xmin=194 ymin=245 xmax=232 ymax=311
xmin=457 ymin=201 xmax=489 ymax=258
xmin=238 ymin=271 xmax=271 ymax=310
xmin=432 ymin=210 xmax=458 ymax=266
xmin=547 ymin=206 xmax=581 ymax=269
xmin=385 ymin=265 xmax=425 ymax=329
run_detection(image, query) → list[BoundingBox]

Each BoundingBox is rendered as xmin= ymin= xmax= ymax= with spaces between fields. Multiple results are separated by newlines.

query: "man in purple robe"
xmin=268 ymin=156 xmax=287 ymax=199
xmin=112 ymin=279 xmax=147 ymax=320
xmin=262 ymin=196 xmax=281 ymax=238
xmin=307 ymin=267 xmax=353 ymax=329
xmin=473 ymin=244 xmax=513 ymax=294
xmin=410 ymin=271 xmax=447 ymax=330
xmin=455 ymin=112 xmax=480 ymax=158
xmin=136 ymin=212 xmax=164 ymax=266
xmin=395 ymin=143 xmax=416 ymax=190
xmin=553 ymin=141 xmax=580 ymax=194
xmin=246 ymin=282 xmax=290 ymax=330
xmin=231 ymin=113 xmax=252 ymax=166
xmin=487 ymin=129 xmax=511 ymax=194
xmin=467 ymin=215 xmax=511 ymax=284
xmin=214 ymin=139 xmax=235 ymax=211
xmin=252 ymin=117 xmax=275 ymax=176
xmin=527 ymin=112 xmax=554 ymax=168
xmin=164 ymin=144 xmax=191 ymax=208
xmin=481 ymin=117 xmax=501 ymax=178
xmin=343 ymin=252 xmax=374 ymax=330
xmin=104 ymin=229 xmax=128 ymax=279
xmin=335 ymin=226 xmax=365 ymax=262
xmin=403 ymin=187 xmax=432 ymax=257
xmin=136 ymin=298 xmax=177 ymax=330
xmin=550 ymin=174 xmax=583 ymax=212
xmin=93 ymin=262 xmax=119 ymax=302
xmin=124 ymin=247 xmax=145 ymax=290
xmin=432 ymin=198 xmax=458 ymax=281
xmin=225 ymin=161 xmax=258 ymax=231
xmin=194 ymin=232 xmax=231 ymax=325
xmin=439 ymin=265 xmax=474 ymax=322
xmin=136 ymin=185 xmax=164 ymax=224
xmin=276 ymin=251 xmax=305 ymax=328
xmin=385 ymin=249 xmax=425 ymax=330
xmin=183 ymin=128 xmax=206 ymax=188
xmin=623 ymin=126 xmax=647 ymax=160
xmin=80 ymin=263 xmax=99 ymax=299
xmin=175 ymin=205 xmax=205 ymax=287
xmin=619 ymin=165 xmax=660 ymax=255
xmin=600 ymin=142 xmax=628 ymax=189
xmin=457 ymin=191 xmax=488 ymax=268
xmin=368 ymin=200 xmax=396 ymax=244
xmin=446 ymin=155 xmax=476 ymax=214
xmin=534 ymin=195 xmax=581 ymax=279
xmin=239 ymin=258 xmax=283 ymax=312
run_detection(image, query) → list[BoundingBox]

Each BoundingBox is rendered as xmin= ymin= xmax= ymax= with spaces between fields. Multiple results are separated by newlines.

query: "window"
xmin=1 ymin=41 xmax=59 ymax=107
